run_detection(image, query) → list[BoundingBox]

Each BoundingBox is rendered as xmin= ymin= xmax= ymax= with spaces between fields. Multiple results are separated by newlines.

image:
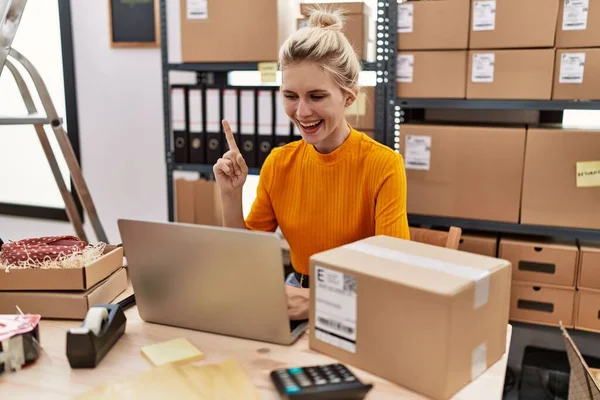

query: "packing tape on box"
xmin=343 ymin=242 xmax=491 ymax=309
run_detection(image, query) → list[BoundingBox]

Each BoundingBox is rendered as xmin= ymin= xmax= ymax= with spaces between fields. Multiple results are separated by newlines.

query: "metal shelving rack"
xmin=160 ymin=0 xmax=398 ymax=222
xmin=385 ymin=2 xmax=600 ymax=241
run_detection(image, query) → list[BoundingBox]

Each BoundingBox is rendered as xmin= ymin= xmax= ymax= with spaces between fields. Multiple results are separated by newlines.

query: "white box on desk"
xmin=308 ymin=235 xmax=511 ymax=400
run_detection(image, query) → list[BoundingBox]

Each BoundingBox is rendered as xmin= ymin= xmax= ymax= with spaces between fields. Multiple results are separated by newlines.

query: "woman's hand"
xmin=213 ymin=119 xmax=249 ymax=197
xmin=286 ymin=285 xmax=310 ymax=320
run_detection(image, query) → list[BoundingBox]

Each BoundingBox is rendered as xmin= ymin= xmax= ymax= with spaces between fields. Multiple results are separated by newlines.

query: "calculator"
xmin=270 ymin=363 xmax=373 ymax=399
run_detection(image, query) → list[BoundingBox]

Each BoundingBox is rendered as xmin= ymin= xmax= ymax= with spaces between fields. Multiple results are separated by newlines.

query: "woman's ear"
xmin=345 ymin=88 xmax=358 ymax=107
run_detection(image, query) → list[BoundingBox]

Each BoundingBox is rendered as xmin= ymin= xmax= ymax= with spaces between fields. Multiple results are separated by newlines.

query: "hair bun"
xmin=307 ymin=9 xmax=344 ymax=31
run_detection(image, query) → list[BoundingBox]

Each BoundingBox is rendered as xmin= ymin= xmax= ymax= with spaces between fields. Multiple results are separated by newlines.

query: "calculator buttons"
xmin=288 ymin=367 xmax=303 ymax=375
xmin=284 ymin=385 xmax=301 ymax=394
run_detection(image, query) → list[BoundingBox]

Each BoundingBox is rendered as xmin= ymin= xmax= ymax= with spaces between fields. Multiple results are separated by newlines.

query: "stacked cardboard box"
xmin=397 ymin=0 xmax=470 ymax=98
xmin=553 ymin=0 xmax=600 ymax=100
xmin=574 ymin=243 xmax=600 ymax=332
xmin=398 ymin=123 xmax=527 ymax=223
xmin=0 ymin=246 xmax=127 ymax=319
xmin=466 ymin=0 xmax=559 ymax=99
xmin=500 ymin=237 xmax=579 ymax=328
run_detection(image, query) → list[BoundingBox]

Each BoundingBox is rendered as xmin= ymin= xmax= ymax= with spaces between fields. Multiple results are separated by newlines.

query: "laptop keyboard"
xmin=290 ymin=318 xmax=308 ymax=332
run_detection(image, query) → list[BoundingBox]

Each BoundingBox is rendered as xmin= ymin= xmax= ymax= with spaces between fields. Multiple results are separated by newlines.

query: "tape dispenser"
xmin=66 ymin=304 xmax=126 ymax=368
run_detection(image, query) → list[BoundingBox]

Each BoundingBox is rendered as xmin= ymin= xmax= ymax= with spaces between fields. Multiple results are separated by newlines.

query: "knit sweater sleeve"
xmin=374 ymin=152 xmax=411 ymax=240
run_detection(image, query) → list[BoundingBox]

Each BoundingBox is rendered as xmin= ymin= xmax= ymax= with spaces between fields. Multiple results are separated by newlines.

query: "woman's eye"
xmin=311 ymin=95 xmax=324 ymax=100
xmin=284 ymin=95 xmax=297 ymax=99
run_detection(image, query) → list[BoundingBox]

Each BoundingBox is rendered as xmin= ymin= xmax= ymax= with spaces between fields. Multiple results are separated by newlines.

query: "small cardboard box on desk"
xmin=308 ymin=235 xmax=512 ymax=400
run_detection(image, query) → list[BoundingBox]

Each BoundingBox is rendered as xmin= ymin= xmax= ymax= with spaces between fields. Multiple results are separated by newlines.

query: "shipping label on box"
xmin=562 ymin=0 xmax=589 ymax=31
xmin=397 ymin=54 xmax=414 ymax=82
xmin=559 ymin=52 xmax=586 ymax=84
xmin=397 ymin=3 xmax=414 ymax=33
xmin=404 ymin=135 xmax=431 ymax=170
xmin=472 ymin=0 xmax=496 ymax=31
xmin=471 ymin=53 xmax=495 ymax=82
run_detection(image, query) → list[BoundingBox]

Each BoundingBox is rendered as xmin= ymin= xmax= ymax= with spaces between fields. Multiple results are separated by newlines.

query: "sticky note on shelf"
xmin=258 ymin=62 xmax=278 ymax=83
xmin=141 ymin=338 xmax=204 ymax=366
xmin=576 ymin=161 xmax=600 ymax=188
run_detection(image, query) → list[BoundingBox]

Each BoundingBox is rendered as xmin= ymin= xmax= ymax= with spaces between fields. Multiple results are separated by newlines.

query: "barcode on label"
xmin=343 ymin=274 xmax=356 ymax=293
xmin=318 ymin=317 xmax=355 ymax=335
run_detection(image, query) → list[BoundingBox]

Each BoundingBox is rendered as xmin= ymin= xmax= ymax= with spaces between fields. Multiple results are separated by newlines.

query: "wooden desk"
xmin=1 ymin=288 xmax=512 ymax=399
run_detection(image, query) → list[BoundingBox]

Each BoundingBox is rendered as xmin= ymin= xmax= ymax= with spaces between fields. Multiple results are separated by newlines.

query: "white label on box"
xmin=397 ymin=3 xmax=414 ymax=33
xmin=404 ymin=135 xmax=431 ymax=170
xmin=562 ymin=0 xmax=589 ymax=30
xmin=559 ymin=52 xmax=586 ymax=84
xmin=315 ymin=266 xmax=357 ymax=354
xmin=471 ymin=53 xmax=495 ymax=83
xmin=187 ymin=0 xmax=208 ymax=19
xmin=471 ymin=342 xmax=488 ymax=380
xmin=473 ymin=0 xmax=496 ymax=31
xmin=397 ymin=55 xmax=414 ymax=83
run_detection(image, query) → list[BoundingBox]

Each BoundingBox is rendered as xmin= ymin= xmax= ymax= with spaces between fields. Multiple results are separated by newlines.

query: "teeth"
xmin=301 ymin=120 xmax=321 ymax=128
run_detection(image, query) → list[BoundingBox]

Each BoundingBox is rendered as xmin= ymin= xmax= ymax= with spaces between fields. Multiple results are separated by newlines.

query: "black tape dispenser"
xmin=66 ymin=304 xmax=126 ymax=368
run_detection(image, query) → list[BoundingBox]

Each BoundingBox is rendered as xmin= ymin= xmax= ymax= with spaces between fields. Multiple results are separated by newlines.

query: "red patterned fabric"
xmin=0 ymin=236 xmax=87 ymax=266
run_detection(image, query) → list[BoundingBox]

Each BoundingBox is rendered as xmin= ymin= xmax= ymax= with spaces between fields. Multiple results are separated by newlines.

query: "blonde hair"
xmin=278 ymin=7 xmax=361 ymax=98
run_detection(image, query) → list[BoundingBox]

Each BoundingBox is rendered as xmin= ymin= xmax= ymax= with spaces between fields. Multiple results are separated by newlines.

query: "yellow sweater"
xmin=245 ymin=127 xmax=410 ymax=275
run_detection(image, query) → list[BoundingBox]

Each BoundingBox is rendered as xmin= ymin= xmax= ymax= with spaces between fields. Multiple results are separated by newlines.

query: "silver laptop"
xmin=117 ymin=218 xmax=308 ymax=345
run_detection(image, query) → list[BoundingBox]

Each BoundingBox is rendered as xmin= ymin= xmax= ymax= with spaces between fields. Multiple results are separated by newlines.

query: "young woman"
xmin=213 ymin=9 xmax=410 ymax=320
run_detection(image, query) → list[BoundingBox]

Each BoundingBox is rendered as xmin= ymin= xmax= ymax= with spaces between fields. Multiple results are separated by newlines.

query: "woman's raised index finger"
xmin=222 ymin=119 xmax=238 ymax=151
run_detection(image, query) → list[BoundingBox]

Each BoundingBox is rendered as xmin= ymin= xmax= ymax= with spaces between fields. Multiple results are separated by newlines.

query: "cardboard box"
xmin=397 ymin=0 xmax=470 ymax=50
xmin=467 ymin=49 xmax=555 ymax=99
xmin=552 ymin=48 xmax=600 ymax=100
xmin=469 ymin=0 xmax=559 ymax=49
xmin=399 ymin=124 xmax=526 ymax=223
xmin=180 ymin=0 xmax=300 ymax=62
xmin=578 ymin=243 xmax=600 ymax=291
xmin=346 ymin=86 xmax=374 ymax=131
xmin=556 ymin=0 xmax=600 ymax=48
xmin=397 ymin=51 xmax=467 ymax=98
xmin=298 ymin=2 xmax=374 ymax=61
xmin=510 ymin=281 xmax=576 ymax=327
xmin=0 ymin=268 xmax=128 ymax=319
xmin=499 ymin=238 xmax=579 ymax=287
xmin=175 ymin=178 xmax=223 ymax=226
xmin=459 ymin=233 xmax=498 ymax=257
xmin=574 ymin=288 xmax=600 ymax=333
xmin=308 ymin=235 xmax=511 ymax=400
xmin=0 ymin=246 xmax=124 ymax=291
xmin=521 ymin=127 xmax=600 ymax=230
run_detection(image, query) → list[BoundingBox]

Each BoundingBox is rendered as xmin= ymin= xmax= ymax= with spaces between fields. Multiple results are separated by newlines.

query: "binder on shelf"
xmin=240 ymin=89 xmax=258 ymax=168
xmin=274 ymin=89 xmax=292 ymax=147
xmin=258 ymin=89 xmax=274 ymax=167
xmin=188 ymin=88 xmax=204 ymax=164
xmin=205 ymin=87 xmax=222 ymax=164
xmin=171 ymin=87 xmax=188 ymax=163
xmin=223 ymin=88 xmax=239 ymax=150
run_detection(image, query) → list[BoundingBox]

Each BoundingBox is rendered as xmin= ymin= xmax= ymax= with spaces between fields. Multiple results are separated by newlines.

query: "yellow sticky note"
xmin=258 ymin=62 xmax=278 ymax=83
xmin=141 ymin=338 xmax=205 ymax=366
xmin=346 ymin=91 xmax=367 ymax=116
xmin=576 ymin=161 xmax=600 ymax=188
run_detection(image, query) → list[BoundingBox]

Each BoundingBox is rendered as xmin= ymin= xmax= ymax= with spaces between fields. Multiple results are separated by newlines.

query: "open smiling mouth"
xmin=299 ymin=120 xmax=323 ymax=133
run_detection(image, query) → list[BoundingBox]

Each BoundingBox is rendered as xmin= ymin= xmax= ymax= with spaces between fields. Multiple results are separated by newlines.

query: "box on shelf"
xmin=397 ymin=0 xmax=470 ymax=50
xmin=577 ymin=243 xmax=600 ymax=291
xmin=179 ymin=0 xmax=300 ymax=62
xmin=552 ymin=48 xmax=600 ymax=100
xmin=466 ymin=49 xmax=555 ymax=99
xmin=498 ymin=238 xmax=579 ymax=287
xmin=0 ymin=268 xmax=128 ymax=319
xmin=397 ymin=51 xmax=467 ymax=98
xmin=308 ymin=235 xmax=511 ymax=400
xmin=0 ymin=246 xmax=124 ymax=291
xmin=469 ymin=0 xmax=559 ymax=49
xmin=459 ymin=233 xmax=499 ymax=257
xmin=298 ymin=2 xmax=374 ymax=61
xmin=555 ymin=0 xmax=600 ymax=48
xmin=398 ymin=123 xmax=526 ymax=223
xmin=510 ymin=281 xmax=576 ymax=328
xmin=574 ymin=288 xmax=600 ymax=333
xmin=521 ymin=126 xmax=600 ymax=230
xmin=175 ymin=178 xmax=223 ymax=226
xmin=346 ymin=86 xmax=374 ymax=131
